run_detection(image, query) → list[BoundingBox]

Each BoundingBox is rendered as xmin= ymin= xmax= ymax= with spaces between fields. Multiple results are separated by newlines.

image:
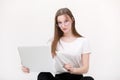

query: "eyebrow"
xmin=57 ymin=18 xmax=69 ymax=23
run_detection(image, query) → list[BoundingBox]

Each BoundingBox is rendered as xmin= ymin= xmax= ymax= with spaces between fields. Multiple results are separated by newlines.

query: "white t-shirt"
xmin=54 ymin=37 xmax=91 ymax=74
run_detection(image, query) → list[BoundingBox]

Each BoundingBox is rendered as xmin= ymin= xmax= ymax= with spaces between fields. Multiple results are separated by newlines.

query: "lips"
xmin=63 ymin=28 xmax=67 ymax=30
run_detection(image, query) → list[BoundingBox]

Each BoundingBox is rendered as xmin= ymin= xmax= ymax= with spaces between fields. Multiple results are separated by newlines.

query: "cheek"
xmin=68 ymin=24 xmax=72 ymax=29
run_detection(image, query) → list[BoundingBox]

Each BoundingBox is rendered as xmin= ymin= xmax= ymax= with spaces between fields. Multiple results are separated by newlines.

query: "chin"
xmin=62 ymin=29 xmax=69 ymax=33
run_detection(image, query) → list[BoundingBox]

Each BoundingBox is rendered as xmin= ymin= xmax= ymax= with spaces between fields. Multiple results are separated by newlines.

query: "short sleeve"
xmin=82 ymin=38 xmax=91 ymax=54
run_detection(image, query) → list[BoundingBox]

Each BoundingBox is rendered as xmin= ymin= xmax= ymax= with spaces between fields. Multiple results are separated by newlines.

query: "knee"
xmin=37 ymin=72 xmax=54 ymax=80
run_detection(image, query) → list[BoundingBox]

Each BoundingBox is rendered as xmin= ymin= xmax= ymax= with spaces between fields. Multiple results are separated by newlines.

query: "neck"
xmin=63 ymin=32 xmax=74 ymax=38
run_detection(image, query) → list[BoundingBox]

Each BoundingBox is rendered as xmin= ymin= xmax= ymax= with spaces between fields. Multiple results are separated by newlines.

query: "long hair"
xmin=51 ymin=8 xmax=82 ymax=57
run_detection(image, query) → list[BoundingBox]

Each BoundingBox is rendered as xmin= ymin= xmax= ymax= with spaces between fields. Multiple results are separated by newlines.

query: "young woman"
xmin=22 ymin=8 xmax=94 ymax=80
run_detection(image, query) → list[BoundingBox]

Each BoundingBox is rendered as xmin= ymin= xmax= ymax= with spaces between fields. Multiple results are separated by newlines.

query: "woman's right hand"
xmin=21 ymin=66 xmax=30 ymax=73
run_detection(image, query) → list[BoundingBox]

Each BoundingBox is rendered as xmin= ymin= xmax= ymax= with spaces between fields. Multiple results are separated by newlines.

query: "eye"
xmin=57 ymin=22 xmax=62 ymax=27
xmin=58 ymin=22 xmax=62 ymax=24
xmin=65 ymin=20 xmax=69 ymax=23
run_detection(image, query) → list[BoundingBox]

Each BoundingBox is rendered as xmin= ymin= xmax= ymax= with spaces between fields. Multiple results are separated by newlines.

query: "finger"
xmin=24 ymin=69 xmax=29 ymax=73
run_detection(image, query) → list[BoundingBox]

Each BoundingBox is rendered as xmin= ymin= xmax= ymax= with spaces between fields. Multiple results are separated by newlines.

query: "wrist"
xmin=69 ymin=67 xmax=77 ymax=74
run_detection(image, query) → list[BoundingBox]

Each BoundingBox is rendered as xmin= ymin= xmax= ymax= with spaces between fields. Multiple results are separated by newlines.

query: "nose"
xmin=61 ymin=23 xmax=66 ymax=27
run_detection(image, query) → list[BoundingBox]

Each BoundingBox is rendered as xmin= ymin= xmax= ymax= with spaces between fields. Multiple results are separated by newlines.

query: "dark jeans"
xmin=37 ymin=72 xmax=94 ymax=80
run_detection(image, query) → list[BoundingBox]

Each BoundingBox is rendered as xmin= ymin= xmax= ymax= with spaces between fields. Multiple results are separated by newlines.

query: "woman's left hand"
xmin=63 ymin=63 xmax=76 ymax=74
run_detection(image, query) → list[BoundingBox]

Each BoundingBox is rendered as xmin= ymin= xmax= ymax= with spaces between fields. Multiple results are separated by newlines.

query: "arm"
xmin=64 ymin=53 xmax=90 ymax=74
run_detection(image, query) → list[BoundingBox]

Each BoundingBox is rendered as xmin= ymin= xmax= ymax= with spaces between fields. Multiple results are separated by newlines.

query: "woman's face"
xmin=57 ymin=14 xmax=73 ymax=34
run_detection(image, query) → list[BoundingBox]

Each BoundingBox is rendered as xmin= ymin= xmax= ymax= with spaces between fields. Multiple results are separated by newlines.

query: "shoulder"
xmin=77 ymin=37 xmax=89 ymax=42
xmin=78 ymin=37 xmax=91 ymax=53
xmin=76 ymin=37 xmax=90 ymax=47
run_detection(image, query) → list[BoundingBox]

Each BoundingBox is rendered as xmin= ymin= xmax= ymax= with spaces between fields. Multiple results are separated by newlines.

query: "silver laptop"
xmin=18 ymin=46 xmax=54 ymax=73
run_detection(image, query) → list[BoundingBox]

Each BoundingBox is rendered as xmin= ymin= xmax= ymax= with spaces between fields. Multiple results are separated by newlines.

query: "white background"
xmin=0 ymin=0 xmax=120 ymax=80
